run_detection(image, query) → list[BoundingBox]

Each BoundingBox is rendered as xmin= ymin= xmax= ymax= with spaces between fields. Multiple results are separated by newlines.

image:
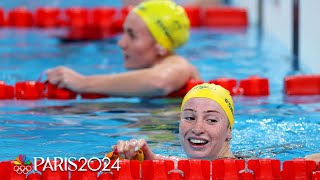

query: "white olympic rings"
xmin=13 ymin=165 xmax=32 ymax=174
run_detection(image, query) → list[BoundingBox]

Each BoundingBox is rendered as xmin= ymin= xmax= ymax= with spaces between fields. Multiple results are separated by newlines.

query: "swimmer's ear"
xmin=156 ymin=44 xmax=168 ymax=56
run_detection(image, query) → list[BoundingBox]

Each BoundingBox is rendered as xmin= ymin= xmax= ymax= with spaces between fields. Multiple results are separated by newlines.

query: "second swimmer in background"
xmin=46 ymin=0 xmax=200 ymax=97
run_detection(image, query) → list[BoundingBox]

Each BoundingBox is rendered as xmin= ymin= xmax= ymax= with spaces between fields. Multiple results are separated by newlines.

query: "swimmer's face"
xmin=118 ymin=12 xmax=159 ymax=70
xmin=179 ymin=98 xmax=231 ymax=160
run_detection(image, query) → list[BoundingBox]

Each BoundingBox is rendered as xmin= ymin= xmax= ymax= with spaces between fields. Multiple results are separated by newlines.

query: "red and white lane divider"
xmin=0 ymin=76 xmax=268 ymax=100
xmin=1 ymin=74 xmax=319 ymax=100
xmin=0 ymin=6 xmax=249 ymax=41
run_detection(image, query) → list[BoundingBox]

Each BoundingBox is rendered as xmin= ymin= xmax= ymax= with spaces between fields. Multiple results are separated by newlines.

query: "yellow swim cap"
xmin=181 ymin=83 xmax=235 ymax=128
xmin=133 ymin=0 xmax=190 ymax=51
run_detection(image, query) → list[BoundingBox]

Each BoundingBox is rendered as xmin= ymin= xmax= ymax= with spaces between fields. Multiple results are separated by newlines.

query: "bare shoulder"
xmin=160 ymin=55 xmax=195 ymax=69
xmin=158 ymin=55 xmax=201 ymax=80
xmin=162 ymin=54 xmax=188 ymax=63
xmin=152 ymin=55 xmax=189 ymax=69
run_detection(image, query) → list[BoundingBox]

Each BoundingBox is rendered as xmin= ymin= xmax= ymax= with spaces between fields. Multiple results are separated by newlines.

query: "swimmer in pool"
xmin=46 ymin=0 xmax=201 ymax=97
xmin=112 ymin=83 xmax=320 ymax=163
xmin=113 ymin=83 xmax=235 ymax=160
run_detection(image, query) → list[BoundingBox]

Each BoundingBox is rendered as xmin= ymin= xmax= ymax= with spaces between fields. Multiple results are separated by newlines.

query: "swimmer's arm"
xmin=46 ymin=56 xmax=200 ymax=97
xmin=83 ymin=69 xmax=172 ymax=97
xmin=81 ymin=57 xmax=198 ymax=97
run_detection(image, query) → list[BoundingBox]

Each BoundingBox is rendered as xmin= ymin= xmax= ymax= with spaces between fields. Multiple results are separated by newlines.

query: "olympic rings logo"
xmin=13 ymin=165 xmax=32 ymax=174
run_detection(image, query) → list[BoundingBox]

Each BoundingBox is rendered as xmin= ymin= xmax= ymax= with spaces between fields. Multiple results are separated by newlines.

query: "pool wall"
xmin=235 ymin=0 xmax=320 ymax=73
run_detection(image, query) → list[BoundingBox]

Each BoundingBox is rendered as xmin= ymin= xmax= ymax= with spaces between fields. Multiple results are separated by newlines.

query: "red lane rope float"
xmin=1 ymin=6 xmax=249 ymax=41
xmin=15 ymin=81 xmax=46 ymax=100
xmin=0 ymin=81 xmax=14 ymax=99
xmin=90 ymin=7 xmax=118 ymax=39
xmin=178 ymin=159 xmax=211 ymax=179
xmin=99 ymin=160 xmax=140 ymax=180
xmin=0 ymin=160 xmax=32 ymax=179
xmin=70 ymin=160 xmax=103 ymax=179
xmin=248 ymin=159 xmax=281 ymax=179
xmin=58 ymin=7 xmax=92 ymax=42
xmin=203 ymin=6 xmax=248 ymax=27
xmin=33 ymin=160 xmax=68 ymax=180
xmin=111 ymin=6 xmax=132 ymax=34
xmin=27 ymin=173 xmax=42 ymax=180
xmin=284 ymin=74 xmax=320 ymax=95
xmin=282 ymin=158 xmax=317 ymax=180
xmin=35 ymin=7 xmax=61 ymax=28
xmin=92 ymin=7 xmax=117 ymax=29
xmin=239 ymin=76 xmax=269 ymax=96
xmin=8 ymin=7 xmax=34 ymax=27
xmin=313 ymin=171 xmax=320 ymax=179
xmin=65 ymin=7 xmax=89 ymax=28
xmin=46 ymin=83 xmax=77 ymax=99
xmin=0 ymin=8 xmax=4 ymax=26
xmin=56 ymin=24 xmax=115 ymax=42
xmin=1 ymin=5 xmax=249 ymax=29
xmin=80 ymin=93 xmax=109 ymax=99
xmin=183 ymin=6 xmax=201 ymax=27
xmin=212 ymin=159 xmax=245 ymax=179
xmin=141 ymin=160 xmax=175 ymax=179
xmin=58 ymin=7 xmax=118 ymax=42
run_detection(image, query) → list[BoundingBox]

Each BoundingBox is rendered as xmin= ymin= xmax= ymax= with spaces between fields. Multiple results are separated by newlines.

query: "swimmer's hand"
xmin=113 ymin=138 xmax=157 ymax=160
xmin=305 ymin=153 xmax=320 ymax=165
xmin=46 ymin=66 xmax=86 ymax=92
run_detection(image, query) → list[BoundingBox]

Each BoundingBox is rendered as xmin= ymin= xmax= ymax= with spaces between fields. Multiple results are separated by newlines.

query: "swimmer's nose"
xmin=117 ymin=34 xmax=127 ymax=50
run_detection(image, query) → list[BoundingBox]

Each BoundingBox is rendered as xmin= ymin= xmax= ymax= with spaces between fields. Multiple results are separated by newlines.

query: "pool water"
xmin=0 ymin=24 xmax=319 ymax=161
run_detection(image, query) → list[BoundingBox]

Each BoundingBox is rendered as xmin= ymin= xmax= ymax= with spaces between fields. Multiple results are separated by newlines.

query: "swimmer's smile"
xmin=188 ymin=137 xmax=209 ymax=148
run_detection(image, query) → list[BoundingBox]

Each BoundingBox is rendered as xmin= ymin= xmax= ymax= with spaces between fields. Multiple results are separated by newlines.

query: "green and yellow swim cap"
xmin=181 ymin=83 xmax=235 ymax=128
xmin=133 ymin=0 xmax=190 ymax=51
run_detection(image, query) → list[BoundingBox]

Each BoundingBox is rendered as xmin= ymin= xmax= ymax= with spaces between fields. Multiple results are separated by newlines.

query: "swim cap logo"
xmin=225 ymin=98 xmax=234 ymax=115
xmin=192 ymin=84 xmax=216 ymax=92
xmin=13 ymin=154 xmax=32 ymax=174
xmin=156 ymin=19 xmax=175 ymax=45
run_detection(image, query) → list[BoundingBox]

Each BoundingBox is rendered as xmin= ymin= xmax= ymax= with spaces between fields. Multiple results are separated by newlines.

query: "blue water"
xmin=0 ymin=5 xmax=320 ymax=161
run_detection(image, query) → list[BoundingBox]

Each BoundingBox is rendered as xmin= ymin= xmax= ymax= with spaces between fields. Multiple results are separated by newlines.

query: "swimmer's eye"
xmin=124 ymin=28 xmax=137 ymax=40
xmin=184 ymin=116 xmax=195 ymax=121
xmin=206 ymin=119 xmax=218 ymax=124
xmin=128 ymin=31 xmax=136 ymax=40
